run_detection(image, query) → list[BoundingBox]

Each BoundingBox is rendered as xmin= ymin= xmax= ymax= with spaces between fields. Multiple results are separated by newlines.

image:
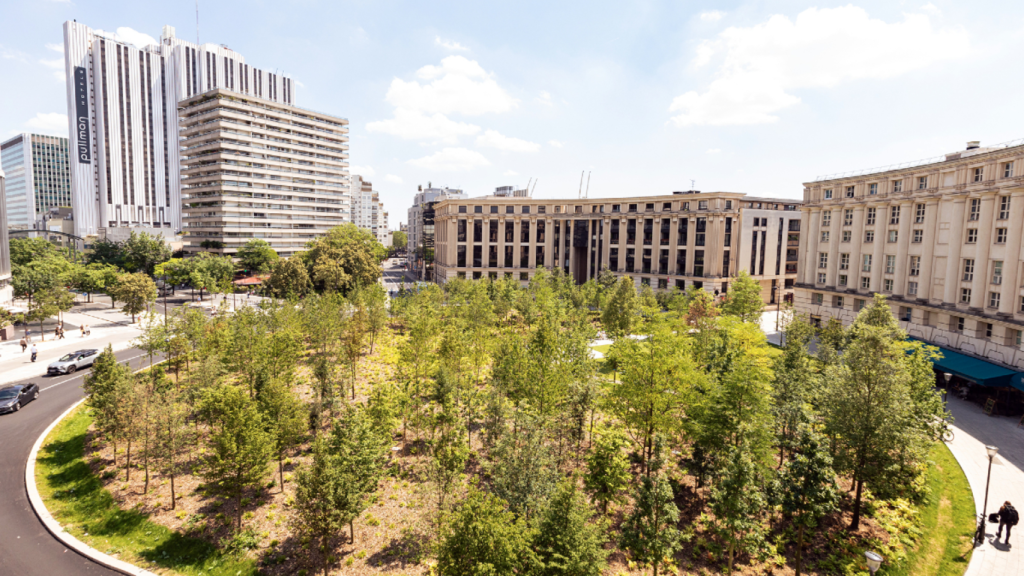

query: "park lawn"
xmin=35 ymin=404 xmax=257 ymax=576
xmin=889 ymin=442 xmax=975 ymax=576
xmin=591 ymin=343 xmax=612 ymax=355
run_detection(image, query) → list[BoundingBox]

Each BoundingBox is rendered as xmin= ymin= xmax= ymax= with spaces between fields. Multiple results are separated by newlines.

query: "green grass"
xmin=888 ymin=442 xmax=975 ymax=576
xmin=35 ymin=405 xmax=257 ymax=576
xmin=591 ymin=343 xmax=612 ymax=355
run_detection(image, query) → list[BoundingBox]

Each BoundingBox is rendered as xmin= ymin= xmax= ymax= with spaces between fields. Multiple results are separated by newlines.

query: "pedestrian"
xmin=84 ymin=324 xmax=90 ymax=336
xmin=30 ymin=344 xmax=38 ymax=362
xmin=81 ymin=325 xmax=86 ymax=337
xmin=997 ymin=501 xmax=1019 ymax=544
xmin=19 ymin=337 xmax=27 ymax=353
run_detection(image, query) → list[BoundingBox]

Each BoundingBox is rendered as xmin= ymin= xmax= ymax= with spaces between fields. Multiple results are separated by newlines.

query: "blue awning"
xmin=910 ymin=338 xmax=1023 ymax=391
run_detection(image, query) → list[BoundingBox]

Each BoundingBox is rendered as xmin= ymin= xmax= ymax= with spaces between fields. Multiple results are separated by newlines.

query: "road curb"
xmin=25 ymin=396 xmax=159 ymax=576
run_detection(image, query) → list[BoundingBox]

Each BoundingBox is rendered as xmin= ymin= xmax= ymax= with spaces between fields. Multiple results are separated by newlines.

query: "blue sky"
xmin=3 ymin=0 xmax=1023 ymax=225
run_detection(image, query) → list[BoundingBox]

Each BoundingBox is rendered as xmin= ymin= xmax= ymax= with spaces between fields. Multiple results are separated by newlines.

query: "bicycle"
xmin=934 ymin=416 xmax=954 ymax=442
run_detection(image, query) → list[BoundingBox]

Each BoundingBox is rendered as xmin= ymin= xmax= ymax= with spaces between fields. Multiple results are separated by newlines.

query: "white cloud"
xmin=669 ymin=6 xmax=969 ymax=126
xmin=39 ymin=57 xmax=66 ymax=82
xmin=476 ymin=130 xmax=540 ymax=153
xmin=435 ymin=36 xmax=468 ymax=51
xmin=349 ymin=165 xmax=375 ymax=177
xmin=1 ymin=45 xmax=30 ymax=62
xmin=385 ymin=174 xmax=404 ymax=184
xmin=95 ymin=27 xmax=158 ymax=49
xmin=367 ymin=109 xmax=480 ymax=144
xmin=535 ymin=90 xmax=554 ymax=107
xmin=548 ymin=140 xmax=564 ymax=148
xmin=45 ymin=43 xmax=63 ymax=53
xmin=25 ymin=112 xmax=68 ymax=135
xmin=503 ymin=170 xmax=519 ymax=176
xmin=350 ymin=26 xmax=370 ymax=47
xmin=294 ymin=80 xmax=305 ymax=88
xmin=707 ymin=148 xmax=721 ymax=154
xmin=385 ymin=56 xmax=518 ymax=116
xmin=408 ymin=148 xmax=490 ymax=172
xmin=921 ymin=3 xmax=941 ymax=15
xmin=699 ymin=11 xmax=726 ymax=22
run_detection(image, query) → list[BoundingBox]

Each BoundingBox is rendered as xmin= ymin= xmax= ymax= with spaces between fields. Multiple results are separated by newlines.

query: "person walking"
xmin=81 ymin=325 xmax=86 ymax=337
xmin=997 ymin=501 xmax=1019 ymax=544
xmin=19 ymin=337 xmax=27 ymax=353
xmin=30 ymin=344 xmax=38 ymax=362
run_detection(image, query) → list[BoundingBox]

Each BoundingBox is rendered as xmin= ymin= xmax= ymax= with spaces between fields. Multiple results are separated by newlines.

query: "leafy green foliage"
xmin=236 ymin=239 xmax=279 ymax=274
xmin=437 ymin=489 xmax=537 ymax=576
xmin=585 ymin=426 xmax=631 ymax=515
xmin=534 ymin=481 xmax=608 ymax=576
xmin=721 ymin=270 xmax=764 ymax=322
xmin=109 ymin=272 xmax=157 ymax=322
xmin=620 ymin=439 xmax=681 ymax=576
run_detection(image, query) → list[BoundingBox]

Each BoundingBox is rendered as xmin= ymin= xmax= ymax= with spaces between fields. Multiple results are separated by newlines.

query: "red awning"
xmin=232 ymin=276 xmax=265 ymax=286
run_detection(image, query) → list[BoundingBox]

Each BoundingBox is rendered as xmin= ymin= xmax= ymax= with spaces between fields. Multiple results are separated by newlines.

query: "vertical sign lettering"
xmin=74 ymin=66 xmax=91 ymax=163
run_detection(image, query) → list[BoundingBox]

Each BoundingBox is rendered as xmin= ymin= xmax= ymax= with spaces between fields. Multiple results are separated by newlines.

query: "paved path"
xmin=945 ymin=395 xmax=1024 ymax=575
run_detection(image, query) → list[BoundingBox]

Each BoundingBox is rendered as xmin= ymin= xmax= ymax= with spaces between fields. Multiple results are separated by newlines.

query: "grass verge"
xmin=889 ymin=442 xmax=975 ymax=576
xmin=35 ymin=404 xmax=257 ymax=576
xmin=591 ymin=343 xmax=612 ymax=355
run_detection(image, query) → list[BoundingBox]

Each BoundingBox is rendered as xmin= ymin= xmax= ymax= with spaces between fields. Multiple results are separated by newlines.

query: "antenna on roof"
xmin=691 ymin=179 xmax=695 ymax=189
xmin=196 ymin=0 xmax=200 ymax=45
xmin=584 ymin=172 xmax=591 ymax=198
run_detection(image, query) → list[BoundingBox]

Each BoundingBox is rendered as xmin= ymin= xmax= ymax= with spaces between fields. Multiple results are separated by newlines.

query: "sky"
xmin=2 ymin=0 xmax=1023 ymax=226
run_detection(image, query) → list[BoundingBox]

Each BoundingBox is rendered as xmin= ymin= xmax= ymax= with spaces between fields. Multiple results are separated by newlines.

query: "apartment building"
xmin=178 ymin=89 xmax=350 ymax=257
xmin=63 ymin=21 xmax=295 ymax=238
xmin=796 ymin=139 xmax=1024 ymax=378
xmin=407 ymin=185 xmax=467 ymax=280
xmin=0 ymin=169 xmax=12 ymax=308
xmin=0 ymin=134 xmax=72 ymax=230
xmin=350 ymin=175 xmax=390 ymax=245
xmin=432 ymin=191 xmax=802 ymax=301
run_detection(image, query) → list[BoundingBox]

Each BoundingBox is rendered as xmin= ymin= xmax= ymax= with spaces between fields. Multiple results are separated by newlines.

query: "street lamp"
xmin=975 ymin=445 xmax=999 ymax=545
xmin=941 ymin=372 xmax=952 ymax=403
xmin=864 ymin=551 xmax=883 ymax=576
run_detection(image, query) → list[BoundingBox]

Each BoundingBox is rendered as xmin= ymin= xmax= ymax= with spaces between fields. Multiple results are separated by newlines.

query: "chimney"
xmin=967 ymin=141 xmax=980 ymax=150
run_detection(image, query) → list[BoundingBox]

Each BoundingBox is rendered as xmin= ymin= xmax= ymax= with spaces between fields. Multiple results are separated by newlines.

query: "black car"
xmin=0 ymin=383 xmax=40 ymax=414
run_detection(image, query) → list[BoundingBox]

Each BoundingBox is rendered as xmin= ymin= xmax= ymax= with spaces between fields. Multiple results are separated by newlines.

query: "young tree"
xmin=328 ymin=404 xmax=390 ymax=543
xmin=359 ymin=284 xmax=389 ymax=353
xmin=121 ymin=230 xmax=171 ymax=275
xmin=200 ymin=385 xmax=274 ymax=532
xmin=236 ymin=238 xmax=279 ymax=274
xmin=292 ymin=438 xmax=353 ymax=576
xmin=533 ymin=481 xmax=609 ymax=576
xmin=72 ymin=262 xmax=120 ymax=303
xmin=488 ymin=414 xmax=559 ymax=520
xmin=153 ymin=384 xmax=193 ymax=509
xmin=109 ymin=272 xmax=157 ymax=322
xmin=11 ymin=236 xmax=69 ymax=267
xmin=258 ymin=377 xmax=307 ymax=491
xmin=584 ymin=427 xmax=631 ymax=514
xmin=437 ymin=489 xmax=536 ymax=576
xmin=601 ymin=276 xmax=639 ymax=336
xmin=778 ymin=427 xmax=840 ymax=576
xmin=302 ymin=224 xmax=385 ymax=294
xmin=709 ymin=447 xmax=767 ymax=571
xmin=84 ymin=346 xmax=134 ymax=466
xmin=772 ymin=317 xmax=820 ymax=467
xmin=620 ymin=439 xmax=681 ymax=576
xmin=721 ymin=270 xmax=764 ymax=323
xmin=391 ymin=230 xmax=408 ymax=251
xmin=266 ymin=257 xmax=311 ymax=298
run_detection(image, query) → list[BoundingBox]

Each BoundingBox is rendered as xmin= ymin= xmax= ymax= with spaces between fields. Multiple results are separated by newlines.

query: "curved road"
xmin=0 ymin=347 xmax=155 ymax=576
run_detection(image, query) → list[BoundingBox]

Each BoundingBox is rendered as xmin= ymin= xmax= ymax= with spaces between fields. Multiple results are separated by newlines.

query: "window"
xmin=824 ymin=189 xmax=833 ymax=200
xmin=889 ymin=206 xmax=900 ymax=225
xmin=956 ymin=317 xmax=965 ymax=332
xmin=1005 ymin=162 xmax=1015 ymax=178
xmin=843 ymin=209 xmax=853 ymax=225
xmin=986 ymin=323 xmax=993 ymax=338
xmin=1017 ymin=330 xmax=1022 ymax=346
xmin=862 ymin=254 xmax=872 ymax=272
xmin=855 ymin=299 xmax=866 ymax=311
xmin=999 ymin=196 xmax=1010 ymax=220
xmin=457 ymin=219 xmax=467 ymax=242
xmin=892 ymin=179 xmax=903 ymax=193
xmin=885 ymin=255 xmax=896 ymax=274
xmin=839 ymin=274 xmax=848 ymax=286
xmin=997 ymin=228 xmax=1008 ymax=243
xmin=915 ymin=204 xmax=925 ymax=223
xmin=663 ymin=202 xmax=672 ymax=211
xmin=842 ymin=231 xmax=852 ymax=242
xmin=474 ymin=206 xmax=482 ymax=213
xmin=818 ymin=252 xmax=828 ymax=269
xmin=506 ymin=206 xmax=514 ymax=214
xmin=910 ymin=256 xmax=920 ymax=276
xmin=888 ymin=230 xmax=898 ymax=243
xmin=861 ymin=276 xmax=871 ymax=289
xmin=725 ymin=200 xmax=732 ymax=209
xmin=966 ymin=229 xmax=978 ymax=243
xmin=840 ymin=253 xmax=850 ymax=270
xmin=821 ymin=211 xmax=831 ymax=226
xmin=974 ymin=167 xmax=984 ymax=182
xmin=490 ymin=206 xmax=498 ymax=214
xmin=645 ymin=203 xmax=655 ymax=212
xmin=908 ymin=281 xmax=918 ymax=295
xmin=913 ymin=229 xmax=923 ymax=243
xmin=836 ymin=296 xmax=845 ymax=308
xmin=969 ymin=198 xmax=980 ymax=221
xmin=698 ymin=200 xmax=708 ymax=210
xmin=963 ymin=259 xmax=974 ymax=281
xmin=869 ymin=183 xmax=878 ymax=195
xmin=990 ymin=292 xmax=1001 ymax=309
xmin=458 ymin=205 xmax=467 ymax=214
xmin=866 ymin=207 xmax=876 ymax=225
xmin=918 ymin=176 xmax=928 ymax=190
xmin=846 ymin=185 xmax=855 ymax=198
xmin=961 ymin=288 xmax=972 ymax=303
xmin=520 ymin=272 xmax=529 ymax=281
xmin=865 ymin=230 xmax=875 ymax=242
xmin=884 ymin=278 xmax=894 ymax=291
xmin=818 ymin=273 xmax=827 ymax=284
xmin=682 ymin=202 xmax=689 ymax=210
xmin=820 ymin=231 xmax=830 ymax=242
xmin=993 ymin=261 xmax=1003 ymax=284
xmin=1020 ymin=295 xmax=1024 ymax=313
xmin=522 ymin=206 xmax=531 ymax=214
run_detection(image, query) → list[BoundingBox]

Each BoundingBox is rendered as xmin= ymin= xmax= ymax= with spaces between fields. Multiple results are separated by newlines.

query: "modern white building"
xmin=407 ymin=184 xmax=467 ymax=280
xmin=63 ymin=21 xmax=296 ymax=239
xmin=0 ymin=134 xmax=72 ymax=231
xmin=351 ymin=174 xmax=391 ymax=246
xmin=0 ymin=169 xmax=13 ymax=308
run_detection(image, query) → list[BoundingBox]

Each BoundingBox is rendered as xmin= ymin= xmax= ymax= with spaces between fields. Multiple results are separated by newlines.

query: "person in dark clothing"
xmin=997 ymin=501 xmax=1018 ymax=544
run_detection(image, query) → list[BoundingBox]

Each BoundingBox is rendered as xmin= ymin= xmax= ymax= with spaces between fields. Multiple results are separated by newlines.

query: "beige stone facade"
xmin=433 ymin=192 xmax=802 ymax=302
xmin=796 ymin=141 xmax=1024 ymax=369
xmin=178 ymin=89 xmax=350 ymax=258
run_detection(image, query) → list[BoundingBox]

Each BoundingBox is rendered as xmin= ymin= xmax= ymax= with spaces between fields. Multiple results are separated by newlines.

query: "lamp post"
xmin=975 ymin=444 xmax=999 ymax=545
xmin=941 ymin=372 xmax=951 ymax=403
xmin=864 ymin=551 xmax=883 ymax=576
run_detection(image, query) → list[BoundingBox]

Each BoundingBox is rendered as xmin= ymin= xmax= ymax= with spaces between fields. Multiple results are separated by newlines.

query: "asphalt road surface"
xmin=0 ymin=347 xmax=159 ymax=576
xmin=382 ymin=258 xmax=414 ymax=296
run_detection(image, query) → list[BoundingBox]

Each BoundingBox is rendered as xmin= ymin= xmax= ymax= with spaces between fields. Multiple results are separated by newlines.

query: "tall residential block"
xmin=0 ymin=134 xmax=72 ymax=230
xmin=408 ymin=185 xmax=467 ymax=281
xmin=63 ymin=21 xmax=296 ymax=238
xmin=178 ymin=89 xmax=350 ymax=257
xmin=351 ymin=175 xmax=390 ymax=246
xmin=796 ymin=140 xmax=1024 ymax=378
xmin=432 ymin=191 xmax=802 ymax=301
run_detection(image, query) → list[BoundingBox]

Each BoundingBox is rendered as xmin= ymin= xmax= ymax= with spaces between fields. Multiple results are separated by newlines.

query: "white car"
xmin=47 ymin=349 xmax=101 ymax=375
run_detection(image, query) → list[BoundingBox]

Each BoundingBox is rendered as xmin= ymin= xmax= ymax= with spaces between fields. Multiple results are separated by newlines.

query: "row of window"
xmin=455 ymin=199 xmax=736 ymax=216
xmin=822 ymin=163 xmax=1016 ymax=199
xmin=453 ymin=217 xmax=732 ymax=247
xmin=820 ymin=225 xmax=1010 ymax=245
xmin=822 ymin=197 xmax=1014 ymax=229
xmin=819 ymin=253 xmax=1008 ymax=284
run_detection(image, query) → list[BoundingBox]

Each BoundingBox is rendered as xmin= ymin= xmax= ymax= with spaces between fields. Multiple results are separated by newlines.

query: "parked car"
xmin=47 ymin=349 xmax=101 ymax=375
xmin=0 ymin=383 xmax=40 ymax=414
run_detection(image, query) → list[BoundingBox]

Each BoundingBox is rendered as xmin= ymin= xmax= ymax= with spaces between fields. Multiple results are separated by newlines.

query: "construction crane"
xmin=584 ymin=172 xmax=591 ymax=198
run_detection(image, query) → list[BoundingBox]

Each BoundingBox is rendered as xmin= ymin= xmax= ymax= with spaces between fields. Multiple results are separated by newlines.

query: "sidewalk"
xmin=945 ymin=395 xmax=1024 ymax=575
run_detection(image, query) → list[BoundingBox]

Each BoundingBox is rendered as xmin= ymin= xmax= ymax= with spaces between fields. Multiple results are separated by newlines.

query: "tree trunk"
xmin=279 ymin=455 xmax=285 ymax=493
xmin=850 ymin=477 xmax=864 ymax=530
xmin=170 ymin=472 xmax=176 ymax=510
xmin=795 ymin=524 xmax=805 ymax=576
xmin=350 ymin=519 xmax=355 ymax=544
xmin=125 ymin=441 xmax=132 ymax=481
xmin=237 ymin=492 xmax=243 ymax=533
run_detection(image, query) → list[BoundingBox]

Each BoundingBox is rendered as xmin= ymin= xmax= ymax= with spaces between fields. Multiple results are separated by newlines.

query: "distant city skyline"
xmin=3 ymin=1 xmax=1024 ymax=226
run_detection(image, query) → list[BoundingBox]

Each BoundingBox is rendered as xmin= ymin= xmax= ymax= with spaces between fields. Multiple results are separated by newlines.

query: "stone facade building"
xmin=796 ymin=140 xmax=1024 ymax=370
xmin=432 ymin=191 xmax=802 ymax=302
